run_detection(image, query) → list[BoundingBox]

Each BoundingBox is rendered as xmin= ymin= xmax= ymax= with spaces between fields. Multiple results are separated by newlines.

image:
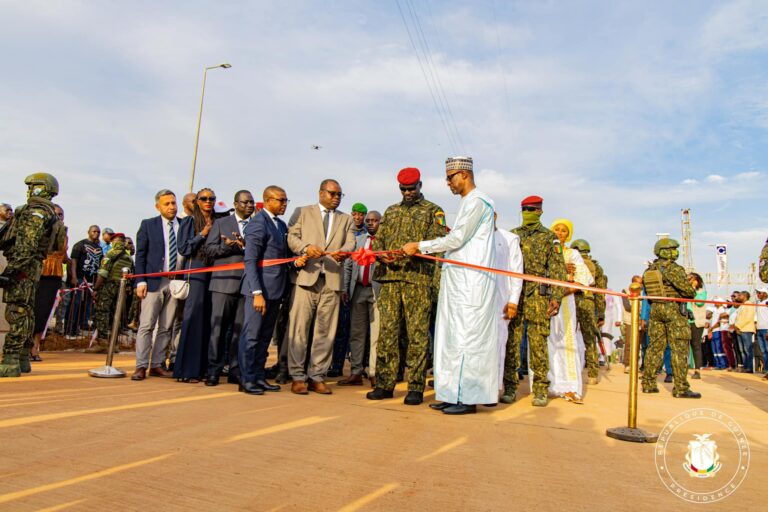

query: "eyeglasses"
xmin=521 ymin=206 xmax=540 ymax=212
xmin=445 ymin=171 xmax=464 ymax=182
xmin=236 ymin=200 xmax=255 ymax=205
xmin=198 ymin=196 xmax=217 ymax=202
xmin=268 ymin=197 xmax=290 ymax=204
xmin=399 ymin=185 xmax=418 ymax=192
xmin=322 ymin=190 xmax=345 ymax=198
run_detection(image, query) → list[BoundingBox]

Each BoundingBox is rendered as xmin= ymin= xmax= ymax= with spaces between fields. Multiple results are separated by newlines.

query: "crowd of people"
xmin=2 ymin=164 xmax=767 ymax=411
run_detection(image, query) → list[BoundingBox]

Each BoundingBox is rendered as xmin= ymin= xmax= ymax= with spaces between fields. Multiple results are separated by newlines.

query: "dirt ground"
xmin=0 ymin=352 xmax=765 ymax=511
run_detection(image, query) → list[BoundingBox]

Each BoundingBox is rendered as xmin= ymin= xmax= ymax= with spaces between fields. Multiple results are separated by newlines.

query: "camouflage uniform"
xmin=760 ymin=240 xmax=768 ymax=283
xmin=1 ymin=186 xmax=62 ymax=377
xmin=372 ymin=194 xmax=446 ymax=392
xmin=93 ymin=244 xmax=133 ymax=340
xmin=503 ymin=222 xmax=567 ymax=398
xmin=576 ymin=255 xmax=606 ymax=379
xmin=641 ymin=259 xmax=695 ymax=394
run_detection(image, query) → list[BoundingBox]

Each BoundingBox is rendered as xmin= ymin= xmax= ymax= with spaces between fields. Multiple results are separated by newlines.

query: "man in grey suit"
xmin=339 ymin=211 xmax=382 ymax=387
xmin=203 ymin=190 xmax=255 ymax=386
xmin=287 ymin=179 xmax=356 ymax=395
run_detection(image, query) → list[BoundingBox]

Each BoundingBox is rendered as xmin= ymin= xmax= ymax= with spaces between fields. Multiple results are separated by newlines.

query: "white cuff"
xmin=252 ymin=290 xmax=263 ymax=296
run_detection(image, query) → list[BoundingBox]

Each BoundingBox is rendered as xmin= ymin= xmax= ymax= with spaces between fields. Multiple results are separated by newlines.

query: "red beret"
xmin=112 ymin=232 xmax=126 ymax=239
xmin=255 ymin=202 xmax=264 ymax=210
xmin=397 ymin=167 xmax=421 ymax=186
xmin=521 ymin=195 xmax=543 ymax=206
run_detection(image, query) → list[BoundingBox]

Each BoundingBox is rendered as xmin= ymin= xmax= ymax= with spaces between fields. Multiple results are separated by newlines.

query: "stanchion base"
xmin=606 ymin=427 xmax=658 ymax=443
xmin=88 ymin=365 xmax=126 ymax=378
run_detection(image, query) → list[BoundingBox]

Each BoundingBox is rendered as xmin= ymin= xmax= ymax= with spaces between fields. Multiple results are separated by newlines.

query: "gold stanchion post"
xmin=88 ymin=268 xmax=129 ymax=378
xmin=606 ymin=282 xmax=658 ymax=443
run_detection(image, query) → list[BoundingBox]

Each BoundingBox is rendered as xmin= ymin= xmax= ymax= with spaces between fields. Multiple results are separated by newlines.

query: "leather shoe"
xmin=642 ymin=387 xmax=659 ymax=394
xmin=255 ymin=379 xmax=281 ymax=392
xmin=404 ymin=390 xmax=423 ymax=405
xmin=239 ymin=382 xmax=265 ymax=395
xmin=327 ymin=368 xmax=343 ymax=378
xmin=205 ymin=375 xmax=219 ymax=387
xmin=291 ymin=380 xmax=309 ymax=395
xmin=366 ymin=388 xmax=394 ymax=400
xmin=338 ymin=374 xmax=364 ymax=386
xmin=265 ymin=364 xmax=280 ymax=380
xmin=442 ymin=403 xmax=477 ymax=415
xmin=131 ymin=367 xmax=147 ymax=381
xmin=149 ymin=367 xmax=173 ymax=378
xmin=308 ymin=380 xmax=332 ymax=394
xmin=275 ymin=371 xmax=291 ymax=385
xmin=663 ymin=374 xmax=673 ymax=383
xmin=429 ymin=401 xmax=453 ymax=410
xmin=673 ymin=389 xmax=701 ymax=399
xmin=227 ymin=375 xmax=240 ymax=385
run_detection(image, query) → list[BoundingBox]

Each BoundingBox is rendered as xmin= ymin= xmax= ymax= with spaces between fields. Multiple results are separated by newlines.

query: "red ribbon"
xmin=123 ymin=250 xmax=763 ymax=308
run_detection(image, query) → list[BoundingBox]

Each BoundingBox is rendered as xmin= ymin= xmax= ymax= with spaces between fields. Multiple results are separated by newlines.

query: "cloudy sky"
xmin=2 ymin=0 xmax=767 ymax=292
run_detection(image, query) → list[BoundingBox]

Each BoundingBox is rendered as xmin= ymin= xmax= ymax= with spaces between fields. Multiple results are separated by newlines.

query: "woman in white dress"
xmin=547 ymin=219 xmax=593 ymax=404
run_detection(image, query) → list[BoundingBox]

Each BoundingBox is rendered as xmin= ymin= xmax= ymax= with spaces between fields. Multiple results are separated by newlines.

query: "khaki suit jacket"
xmin=288 ymin=204 xmax=355 ymax=291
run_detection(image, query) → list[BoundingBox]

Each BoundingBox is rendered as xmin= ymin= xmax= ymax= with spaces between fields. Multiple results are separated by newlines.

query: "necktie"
xmin=322 ymin=209 xmax=330 ymax=237
xmin=240 ymin=219 xmax=248 ymax=235
xmin=168 ymin=221 xmax=177 ymax=271
xmin=361 ymin=236 xmax=374 ymax=286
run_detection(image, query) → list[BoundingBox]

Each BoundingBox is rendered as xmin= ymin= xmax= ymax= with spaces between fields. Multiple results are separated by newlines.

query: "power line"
xmin=394 ymin=0 xmax=461 ymax=153
xmin=404 ymin=0 xmax=465 ymax=152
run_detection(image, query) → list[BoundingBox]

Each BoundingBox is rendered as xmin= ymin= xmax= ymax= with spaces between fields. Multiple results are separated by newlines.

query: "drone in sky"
xmin=311 ymin=145 xmax=322 ymax=150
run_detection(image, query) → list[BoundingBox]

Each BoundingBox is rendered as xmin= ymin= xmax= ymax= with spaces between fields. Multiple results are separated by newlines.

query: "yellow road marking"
xmin=0 ymin=388 xmax=170 ymax=409
xmin=33 ymin=498 xmax=87 ymax=511
xmin=0 ymin=385 xmax=118 ymax=401
xmin=416 ymin=436 xmax=468 ymax=462
xmin=0 ymin=373 xmax=87 ymax=383
xmin=0 ymin=392 xmax=236 ymax=429
xmin=0 ymin=454 xmax=172 ymax=504
xmin=337 ymin=483 xmax=399 ymax=512
xmin=224 ymin=416 xmax=339 ymax=443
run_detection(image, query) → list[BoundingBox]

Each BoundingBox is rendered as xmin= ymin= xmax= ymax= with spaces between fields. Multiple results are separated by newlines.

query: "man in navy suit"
xmin=238 ymin=186 xmax=306 ymax=395
xmin=132 ymin=189 xmax=180 ymax=381
xmin=204 ymin=190 xmax=255 ymax=386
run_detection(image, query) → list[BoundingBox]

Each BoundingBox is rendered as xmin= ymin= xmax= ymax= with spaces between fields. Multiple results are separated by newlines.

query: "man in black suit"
xmin=132 ymin=189 xmax=180 ymax=381
xmin=203 ymin=190 xmax=255 ymax=386
xmin=238 ymin=186 xmax=306 ymax=395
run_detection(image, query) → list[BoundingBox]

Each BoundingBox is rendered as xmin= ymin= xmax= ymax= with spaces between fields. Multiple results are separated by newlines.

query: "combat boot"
xmin=673 ymin=389 xmax=701 ymax=399
xmin=19 ymin=348 xmax=32 ymax=373
xmin=499 ymin=386 xmax=517 ymax=404
xmin=531 ymin=394 xmax=548 ymax=407
xmin=0 ymin=354 xmax=22 ymax=378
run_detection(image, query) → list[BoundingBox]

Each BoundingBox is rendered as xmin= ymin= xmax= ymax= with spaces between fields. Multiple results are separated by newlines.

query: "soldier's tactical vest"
xmin=581 ymin=256 xmax=597 ymax=298
xmin=0 ymin=198 xmax=64 ymax=257
xmin=643 ymin=261 xmax=684 ymax=299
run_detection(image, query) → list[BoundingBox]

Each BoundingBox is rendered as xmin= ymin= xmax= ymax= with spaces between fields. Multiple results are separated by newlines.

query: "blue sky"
xmin=2 ymin=0 xmax=767 ymax=292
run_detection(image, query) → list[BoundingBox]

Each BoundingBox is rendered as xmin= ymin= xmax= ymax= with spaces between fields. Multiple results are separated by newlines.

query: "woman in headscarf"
xmin=547 ymin=218 xmax=593 ymax=404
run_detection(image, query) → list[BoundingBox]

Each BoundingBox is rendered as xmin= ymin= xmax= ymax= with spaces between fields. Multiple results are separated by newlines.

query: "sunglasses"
xmin=198 ymin=196 xmax=217 ymax=202
xmin=236 ymin=200 xmax=255 ymax=205
xmin=322 ymin=190 xmax=345 ymax=198
xmin=445 ymin=171 xmax=464 ymax=182
xmin=521 ymin=206 xmax=540 ymax=212
xmin=399 ymin=186 xmax=418 ymax=192
xmin=269 ymin=198 xmax=290 ymax=204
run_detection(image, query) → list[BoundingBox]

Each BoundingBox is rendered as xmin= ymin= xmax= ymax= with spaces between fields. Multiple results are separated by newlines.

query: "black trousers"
xmin=208 ymin=291 xmax=244 ymax=378
xmin=239 ymin=297 xmax=281 ymax=383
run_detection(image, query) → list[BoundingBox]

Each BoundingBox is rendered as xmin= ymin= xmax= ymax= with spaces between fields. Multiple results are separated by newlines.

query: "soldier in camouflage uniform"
xmin=570 ymin=239 xmax=606 ymax=384
xmin=88 ymin=233 xmax=133 ymax=353
xmin=0 ymin=173 xmax=64 ymax=377
xmin=366 ymin=167 xmax=446 ymax=405
xmin=641 ymin=238 xmax=700 ymax=398
xmin=501 ymin=195 xmax=567 ymax=406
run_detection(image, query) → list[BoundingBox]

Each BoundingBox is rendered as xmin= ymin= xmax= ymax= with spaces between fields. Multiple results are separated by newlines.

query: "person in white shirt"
xmin=756 ymin=288 xmax=768 ymax=375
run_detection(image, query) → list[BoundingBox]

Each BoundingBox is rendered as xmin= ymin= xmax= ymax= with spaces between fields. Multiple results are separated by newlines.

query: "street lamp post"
xmin=189 ymin=63 xmax=231 ymax=192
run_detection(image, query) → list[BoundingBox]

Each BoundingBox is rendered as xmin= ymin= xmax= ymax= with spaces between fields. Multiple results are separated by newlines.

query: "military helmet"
xmin=653 ymin=238 xmax=680 ymax=256
xmin=571 ymin=239 xmax=591 ymax=253
xmin=24 ymin=172 xmax=59 ymax=198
